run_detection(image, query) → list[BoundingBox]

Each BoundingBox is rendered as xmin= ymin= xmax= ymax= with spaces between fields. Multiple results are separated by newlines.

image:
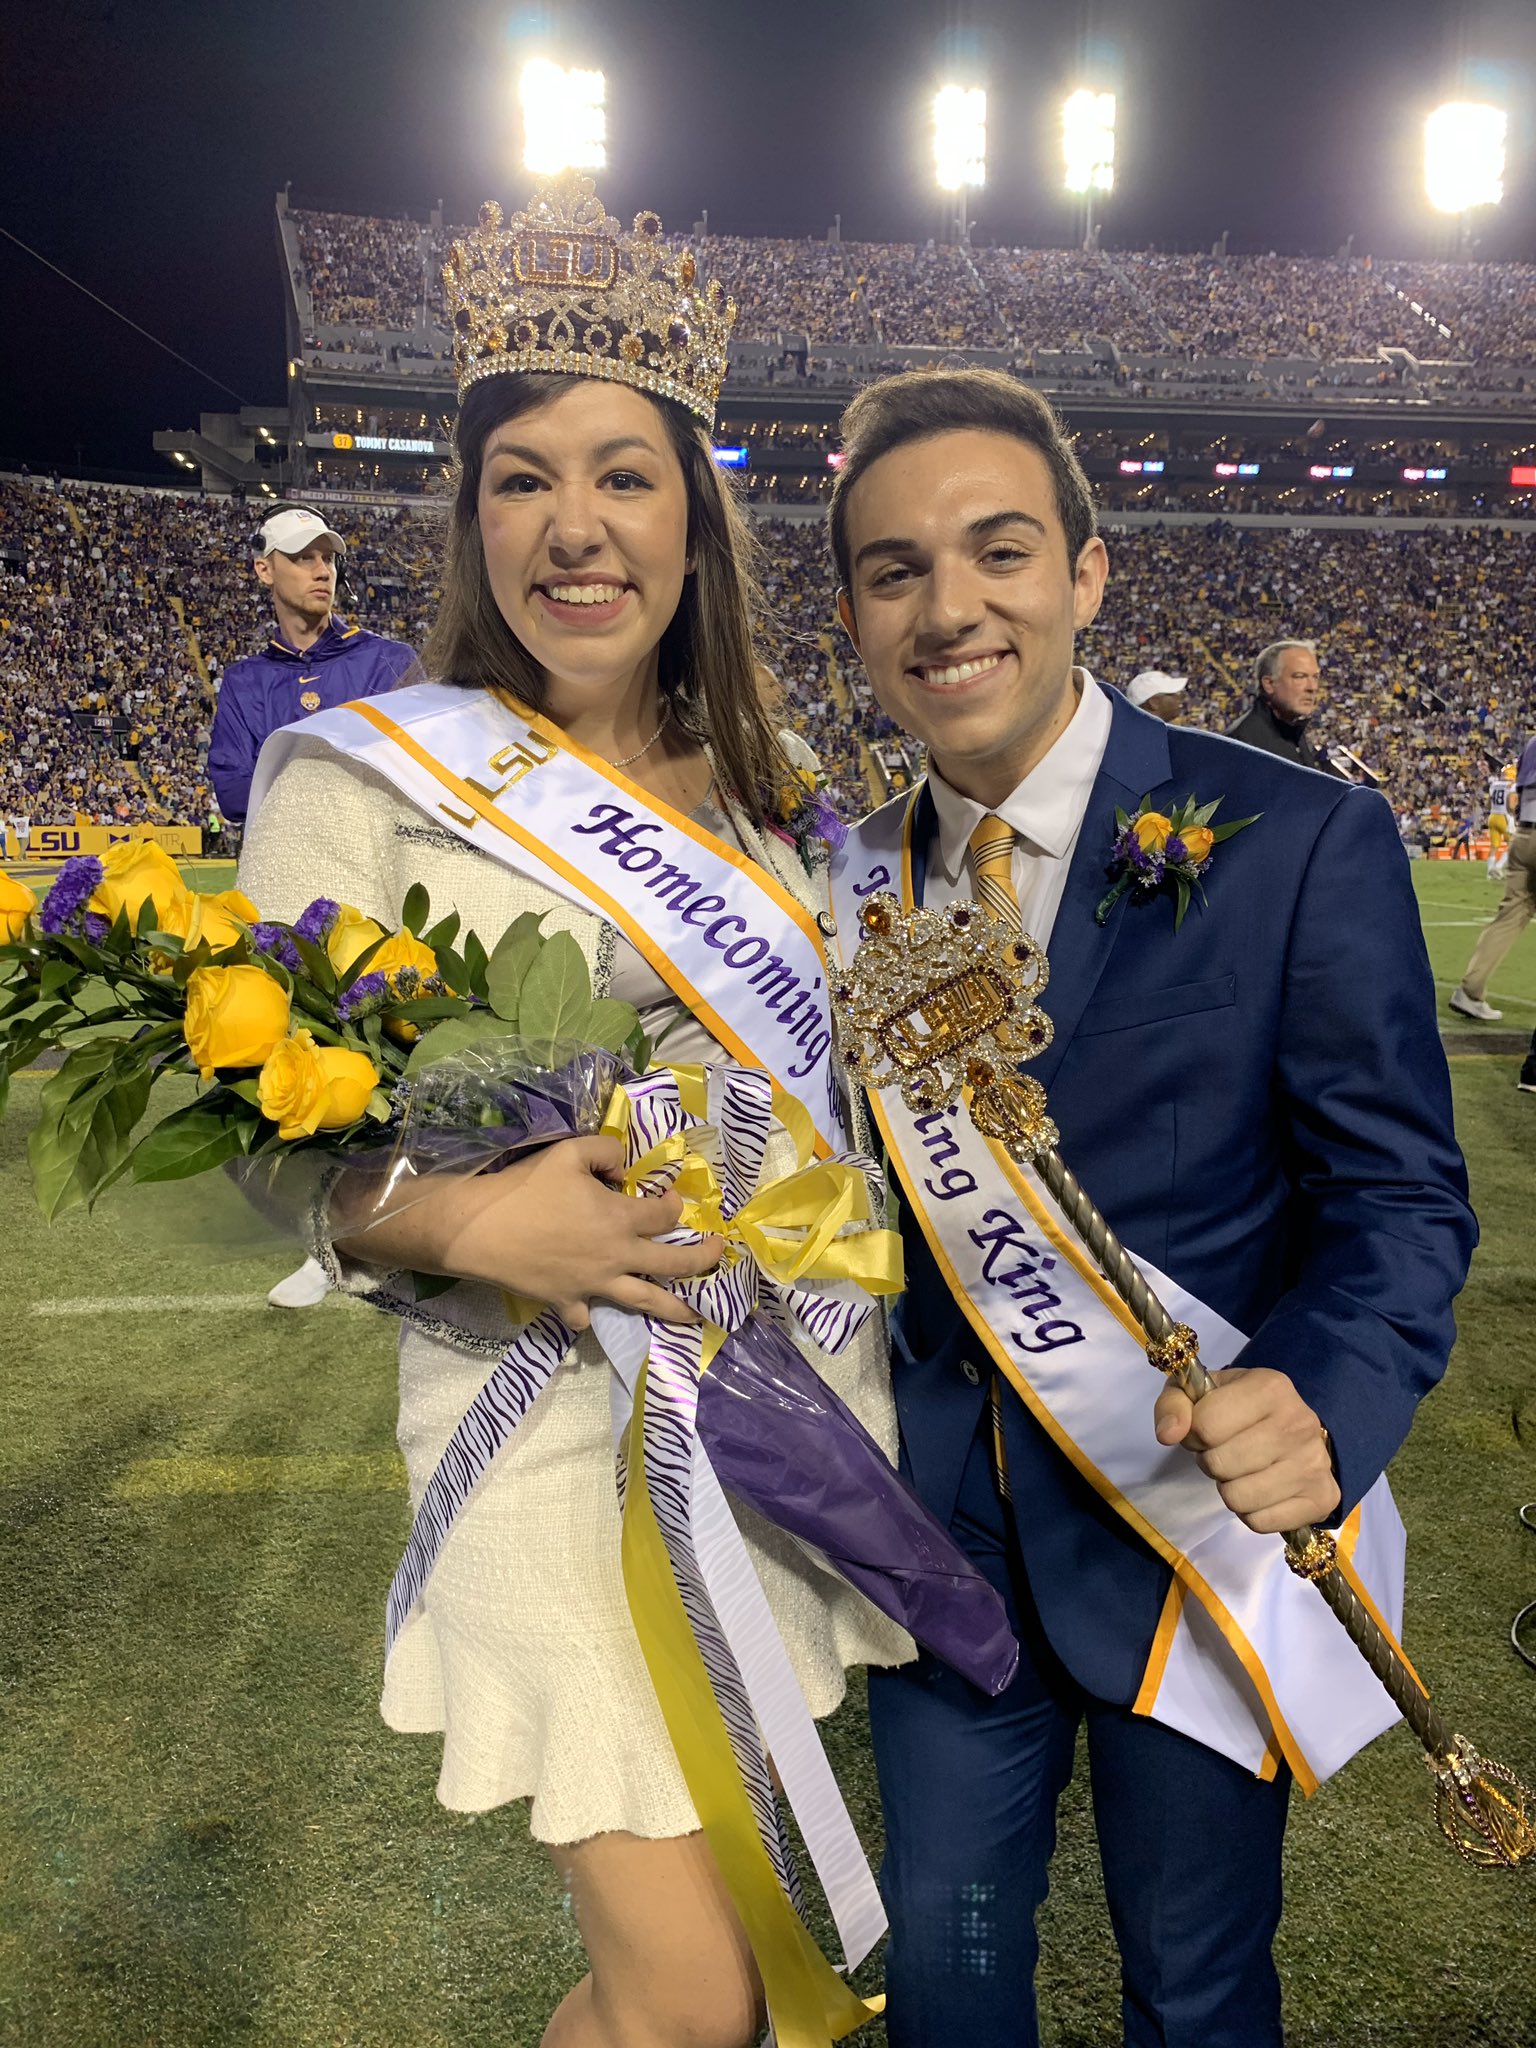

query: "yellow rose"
xmin=1180 ymin=825 xmax=1215 ymax=865
xmin=158 ymin=886 xmax=260 ymax=959
xmin=257 ymin=1029 xmax=379 ymax=1140
xmin=325 ymin=903 xmax=388 ymax=975
xmin=183 ymin=964 xmax=292 ymax=1081
xmin=89 ymin=840 xmax=194 ymax=933
xmin=1132 ymin=811 xmax=1173 ymax=853
xmin=0 ymin=872 xmax=37 ymax=942
xmin=369 ymin=930 xmax=440 ymax=987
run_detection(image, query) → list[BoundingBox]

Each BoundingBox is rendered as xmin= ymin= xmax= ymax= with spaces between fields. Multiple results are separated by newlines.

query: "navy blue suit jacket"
xmin=889 ymin=683 xmax=1476 ymax=1706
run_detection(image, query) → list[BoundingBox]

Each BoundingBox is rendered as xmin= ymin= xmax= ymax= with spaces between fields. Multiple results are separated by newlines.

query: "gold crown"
xmin=443 ymin=173 xmax=735 ymax=424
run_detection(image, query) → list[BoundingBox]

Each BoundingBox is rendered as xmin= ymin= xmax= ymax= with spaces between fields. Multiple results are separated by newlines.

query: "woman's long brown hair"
xmin=424 ymin=373 xmax=784 ymax=829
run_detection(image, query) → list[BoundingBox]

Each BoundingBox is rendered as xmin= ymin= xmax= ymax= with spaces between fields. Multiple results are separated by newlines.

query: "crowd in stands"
xmin=293 ymin=210 xmax=433 ymax=329
xmin=2 ymin=476 xmax=1531 ymax=843
xmin=290 ymin=206 xmax=1536 ymax=372
xmin=0 ymin=480 xmax=438 ymax=830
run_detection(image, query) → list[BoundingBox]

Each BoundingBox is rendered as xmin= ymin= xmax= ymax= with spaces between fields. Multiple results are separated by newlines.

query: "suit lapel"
xmin=1029 ymin=693 xmax=1174 ymax=1090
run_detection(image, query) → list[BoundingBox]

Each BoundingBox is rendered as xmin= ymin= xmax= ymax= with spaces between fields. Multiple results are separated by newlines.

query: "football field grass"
xmin=1414 ymin=859 xmax=1536 ymax=1029
xmin=1 ymin=864 xmax=1534 ymax=2046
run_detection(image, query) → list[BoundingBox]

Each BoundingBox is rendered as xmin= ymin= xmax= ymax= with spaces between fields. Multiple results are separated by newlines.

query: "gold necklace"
xmin=608 ymin=701 xmax=671 ymax=770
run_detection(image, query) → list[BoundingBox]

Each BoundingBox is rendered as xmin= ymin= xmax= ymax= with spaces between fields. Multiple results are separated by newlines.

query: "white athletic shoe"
xmin=1449 ymin=987 xmax=1503 ymax=1022
xmin=267 ymin=1255 xmax=332 ymax=1308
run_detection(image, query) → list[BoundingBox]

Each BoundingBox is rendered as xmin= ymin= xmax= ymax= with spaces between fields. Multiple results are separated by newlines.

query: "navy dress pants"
xmin=867 ymin=1418 xmax=1291 ymax=2048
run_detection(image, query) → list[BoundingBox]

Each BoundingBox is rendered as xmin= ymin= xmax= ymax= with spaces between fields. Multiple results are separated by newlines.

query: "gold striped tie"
xmin=969 ymin=814 xmax=1023 ymax=934
xmin=967 ymin=815 xmax=1021 ymax=1503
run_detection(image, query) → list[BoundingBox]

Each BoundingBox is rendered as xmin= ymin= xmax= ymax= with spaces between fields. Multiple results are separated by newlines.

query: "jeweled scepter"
xmin=831 ymin=892 xmax=1534 ymax=1870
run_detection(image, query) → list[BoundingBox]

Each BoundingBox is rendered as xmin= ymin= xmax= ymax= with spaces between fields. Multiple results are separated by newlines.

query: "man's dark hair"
xmin=828 ymin=368 xmax=1097 ymax=598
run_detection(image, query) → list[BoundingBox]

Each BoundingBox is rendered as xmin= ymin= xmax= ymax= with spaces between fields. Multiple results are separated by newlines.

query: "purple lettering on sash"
xmin=723 ymin=935 xmax=769 ymax=969
xmin=1012 ymin=1320 xmax=1085 ymax=1353
xmin=852 ymin=864 xmax=891 ymax=897
xmin=681 ymin=893 xmax=727 ymax=929
xmin=704 ymin=914 xmax=748 ymax=950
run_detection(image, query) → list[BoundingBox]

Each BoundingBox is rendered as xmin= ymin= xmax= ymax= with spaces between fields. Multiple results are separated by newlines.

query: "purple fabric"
xmin=698 ymin=1313 xmax=1018 ymax=1696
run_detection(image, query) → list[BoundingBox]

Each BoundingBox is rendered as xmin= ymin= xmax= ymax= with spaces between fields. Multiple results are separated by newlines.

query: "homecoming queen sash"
xmin=830 ymin=791 xmax=1417 ymax=1795
xmin=249 ymin=680 xmax=848 ymax=1154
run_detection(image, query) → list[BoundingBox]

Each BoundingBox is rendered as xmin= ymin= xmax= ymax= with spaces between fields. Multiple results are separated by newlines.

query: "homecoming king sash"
xmin=830 ymin=790 xmax=1417 ymax=1795
xmin=249 ymin=680 xmax=848 ymax=1154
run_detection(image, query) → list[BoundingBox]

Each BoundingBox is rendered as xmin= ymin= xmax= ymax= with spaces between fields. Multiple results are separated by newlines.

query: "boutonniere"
xmin=1095 ymin=793 xmax=1260 ymax=930
xmin=769 ymin=763 xmax=848 ymax=876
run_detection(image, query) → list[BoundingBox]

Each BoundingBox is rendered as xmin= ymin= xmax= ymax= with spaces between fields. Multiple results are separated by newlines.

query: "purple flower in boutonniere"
xmin=772 ymin=764 xmax=847 ymax=874
xmin=1096 ymin=794 xmax=1260 ymax=931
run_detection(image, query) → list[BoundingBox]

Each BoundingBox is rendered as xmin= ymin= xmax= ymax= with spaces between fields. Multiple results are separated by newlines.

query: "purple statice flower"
xmin=39 ymin=856 xmax=104 ymax=934
xmin=293 ymin=897 xmax=339 ymax=946
xmin=809 ymin=792 xmax=848 ymax=852
xmin=82 ymin=913 xmax=110 ymax=944
xmin=1111 ymin=825 xmax=1140 ymax=866
xmin=337 ymin=970 xmax=389 ymax=1021
xmin=1164 ymin=834 xmax=1188 ymax=867
xmin=252 ymin=922 xmax=303 ymax=971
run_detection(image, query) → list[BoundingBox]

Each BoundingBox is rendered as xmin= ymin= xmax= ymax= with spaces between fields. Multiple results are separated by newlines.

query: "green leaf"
xmin=1113 ymin=805 xmax=1130 ymax=833
xmin=402 ymin=1012 xmax=525 ymax=1076
xmin=290 ymin=932 xmax=337 ymax=994
xmin=386 ymin=995 xmax=473 ymax=1024
xmin=1172 ymin=877 xmax=1192 ymax=932
xmin=484 ymin=911 xmax=547 ymax=1022
xmin=586 ymin=996 xmax=645 ymax=1054
xmin=129 ymin=1096 xmax=256 ymax=1181
xmin=517 ymin=930 xmax=592 ymax=1058
xmin=461 ymin=930 xmax=490 ymax=1002
xmin=423 ymin=910 xmax=461 ymax=954
xmin=29 ymin=1044 xmax=154 ymax=1219
xmin=401 ymin=883 xmax=431 ymax=937
xmin=1190 ymin=797 xmax=1224 ymax=826
xmin=433 ymin=945 xmax=470 ymax=996
xmin=39 ymin=958 xmax=81 ymax=999
xmin=365 ymin=1087 xmax=393 ymax=1122
xmin=1210 ymin=812 xmax=1261 ymax=843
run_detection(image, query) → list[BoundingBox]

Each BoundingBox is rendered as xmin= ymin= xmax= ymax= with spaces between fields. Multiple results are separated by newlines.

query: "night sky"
xmin=2 ymin=0 xmax=1533 ymax=476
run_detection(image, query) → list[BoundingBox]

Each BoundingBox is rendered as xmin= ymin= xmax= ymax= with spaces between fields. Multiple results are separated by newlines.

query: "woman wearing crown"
xmin=237 ymin=176 xmax=911 ymax=2048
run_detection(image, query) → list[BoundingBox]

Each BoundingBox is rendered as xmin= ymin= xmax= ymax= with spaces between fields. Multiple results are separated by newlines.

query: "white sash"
xmin=249 ymin=681 xmax=847 ymax=1154
xmin=830 ymin=791 xmax=1419 ymax=1793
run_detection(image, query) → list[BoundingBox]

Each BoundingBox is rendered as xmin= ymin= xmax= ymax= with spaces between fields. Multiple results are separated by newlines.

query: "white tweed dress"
xmin=237 ymin=724 xmax=913 ymax=1845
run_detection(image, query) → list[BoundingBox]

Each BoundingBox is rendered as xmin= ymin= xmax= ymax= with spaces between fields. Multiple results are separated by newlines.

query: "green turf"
xmin=3 ymin=1062 xmax=1533 ymax=2047
xmin=1414 ymin=860 xmax=1536 ymax=1025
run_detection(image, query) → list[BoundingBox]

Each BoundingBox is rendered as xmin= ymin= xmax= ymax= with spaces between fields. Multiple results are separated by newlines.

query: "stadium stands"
xmin=3 ymin=472 xmax=1530 ymax=845
xmin=289 ymin=205 xmax=1536 ymax=370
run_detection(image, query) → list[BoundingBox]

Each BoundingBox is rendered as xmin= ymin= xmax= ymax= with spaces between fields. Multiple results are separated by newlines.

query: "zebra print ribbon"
xmin=382 ymin=1061 xmax=899 ymax=2001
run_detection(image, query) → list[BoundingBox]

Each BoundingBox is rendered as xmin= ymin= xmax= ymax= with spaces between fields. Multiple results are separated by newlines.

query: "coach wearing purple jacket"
xmin=208 ymin=505 xmax=418 ymax=824
xmin=209 ymin=503 xmax=417 ymax=1308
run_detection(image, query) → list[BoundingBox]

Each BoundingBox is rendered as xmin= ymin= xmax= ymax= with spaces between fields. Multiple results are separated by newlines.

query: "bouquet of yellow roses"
xmin=0 ymin=840 xmax=650 ymax=1220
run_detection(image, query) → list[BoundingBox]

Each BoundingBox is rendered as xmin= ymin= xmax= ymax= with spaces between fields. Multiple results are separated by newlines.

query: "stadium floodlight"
xmin=933 ymin=85 xmax=986 ymax=192
xmin=1063 ymin=89 xmax=1116 ymax=194
xmin=1424 ymin=102 xmax=1506 ymax=214
xmin=520 ymin=60 xmax=607 ymax=176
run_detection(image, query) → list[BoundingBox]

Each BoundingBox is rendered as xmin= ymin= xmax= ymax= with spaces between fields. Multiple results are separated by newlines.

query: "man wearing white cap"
xmin=209 ymin=504 xmax=418 ymax=1307
xmin=207 ymin=505 xmax=419 ymax=825
xmin=1125 ymin=670 xmax=1188 ymax=723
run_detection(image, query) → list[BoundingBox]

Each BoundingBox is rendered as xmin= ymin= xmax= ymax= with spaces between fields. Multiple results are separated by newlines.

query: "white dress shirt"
xmin=924 ymin=669 xmax=1114 ymax=950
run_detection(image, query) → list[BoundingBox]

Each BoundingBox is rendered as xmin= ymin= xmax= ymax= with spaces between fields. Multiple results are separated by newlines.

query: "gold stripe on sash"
xmin=1133 ymin=1577 xmax=1186 ymax=1717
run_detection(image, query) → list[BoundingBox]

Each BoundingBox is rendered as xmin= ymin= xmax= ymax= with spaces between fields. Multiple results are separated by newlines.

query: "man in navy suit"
xmin=828 ymin=370 xmax=1475 ymax=2047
